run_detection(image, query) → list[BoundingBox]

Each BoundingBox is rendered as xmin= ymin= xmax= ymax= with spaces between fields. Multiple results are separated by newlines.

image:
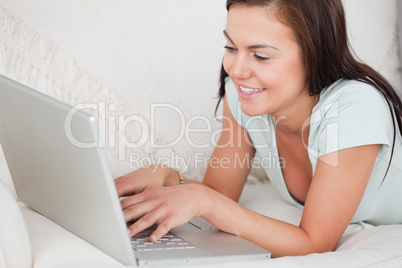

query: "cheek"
xmin=275 ymin=57 xmax=306 ymax=86
xmin=288 ymin=51 xmax=306 ymax=82
xmin=223 ymin=53 xmax=234 ymax=76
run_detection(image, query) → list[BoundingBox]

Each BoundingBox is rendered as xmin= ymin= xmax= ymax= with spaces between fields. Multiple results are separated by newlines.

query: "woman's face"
xmin=223 ymin=5 xmax=308 ymax=118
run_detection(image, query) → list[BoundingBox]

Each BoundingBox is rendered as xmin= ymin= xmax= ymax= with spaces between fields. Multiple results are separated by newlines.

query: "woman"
xmin=115 ymin=0 xmax=402 ymax=256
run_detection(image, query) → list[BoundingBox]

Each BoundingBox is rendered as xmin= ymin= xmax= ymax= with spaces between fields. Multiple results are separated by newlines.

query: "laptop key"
xmin=131 ymin=229 xmax=196 ymax=251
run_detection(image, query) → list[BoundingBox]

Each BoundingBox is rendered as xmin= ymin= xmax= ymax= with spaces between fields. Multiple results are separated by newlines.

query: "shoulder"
xmin=309 ymin=79 xmax=393 ymax=158
xmin=312 ymin=79 xmax=391 ymax=128
xmin=317 ymin=79 xmax=389 ymax=114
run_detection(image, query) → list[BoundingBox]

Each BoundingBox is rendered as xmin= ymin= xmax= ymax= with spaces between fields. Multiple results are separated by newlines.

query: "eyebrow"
xmin=223 ymin=30 xmax=279 ymax=51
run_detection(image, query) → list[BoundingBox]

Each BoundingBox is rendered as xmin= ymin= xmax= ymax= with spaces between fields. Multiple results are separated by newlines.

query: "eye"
xmin=224 ymin=45 xmax=237 ymax=53
xmin=254 ymin=53 xmax=269 ymax=61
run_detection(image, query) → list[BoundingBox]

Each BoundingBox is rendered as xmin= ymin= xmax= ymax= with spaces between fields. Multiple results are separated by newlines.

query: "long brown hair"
xmin=216 ymin=0 xmax=402 ymax=180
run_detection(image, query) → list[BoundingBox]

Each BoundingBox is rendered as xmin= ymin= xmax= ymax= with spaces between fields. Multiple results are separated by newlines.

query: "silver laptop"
xmin=0 ymin=74 xmax=270 ymax=266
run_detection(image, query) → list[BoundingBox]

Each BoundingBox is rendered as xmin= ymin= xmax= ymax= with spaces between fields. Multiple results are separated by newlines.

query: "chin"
xmin=237 ymin=96 xmax=271 ymax=118
xmin=239 ymin=105 xmax=266 ymax=117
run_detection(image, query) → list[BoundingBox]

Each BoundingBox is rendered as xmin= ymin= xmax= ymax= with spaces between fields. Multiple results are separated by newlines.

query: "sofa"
xmin=1 ymin=0 xmax=402 ymax=267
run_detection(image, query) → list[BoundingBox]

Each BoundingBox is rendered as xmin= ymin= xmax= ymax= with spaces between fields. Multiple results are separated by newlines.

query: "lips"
xmin=237 ymin=84 xmax=267 ymax=100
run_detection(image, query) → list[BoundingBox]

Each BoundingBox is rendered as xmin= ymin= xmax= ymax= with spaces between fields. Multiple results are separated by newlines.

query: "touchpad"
xmin=189 ymin=217 xmax=215 ymax=230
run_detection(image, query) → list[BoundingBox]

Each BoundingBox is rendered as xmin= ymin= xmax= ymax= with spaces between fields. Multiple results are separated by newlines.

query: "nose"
xmin=229 ymin=55 xmax=253 ymax=80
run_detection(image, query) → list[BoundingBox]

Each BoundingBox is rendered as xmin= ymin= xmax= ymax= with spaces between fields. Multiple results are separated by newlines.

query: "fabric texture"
xmin=226 ymin=78 xmax=402 ymax=225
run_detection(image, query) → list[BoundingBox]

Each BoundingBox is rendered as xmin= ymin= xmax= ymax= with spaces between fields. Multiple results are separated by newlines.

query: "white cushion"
xmin=0 ymin=179 xmax=32 ymax=268
xmin=18 ymin=204 xmax=123 ymax=268
xmin=343 ymin=0 xmax=402 ymax=95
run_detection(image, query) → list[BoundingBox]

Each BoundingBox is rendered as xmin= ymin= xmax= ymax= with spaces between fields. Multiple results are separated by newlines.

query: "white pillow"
xmin=343 ymin=0 xmax=402 ymax=94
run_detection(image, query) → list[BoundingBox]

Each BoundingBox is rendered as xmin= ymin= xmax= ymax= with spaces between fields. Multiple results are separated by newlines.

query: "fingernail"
xmin=128 ymin=229 xmax=132 ymax=236
xmin=150 ymin=234 xmax=156 ymax=241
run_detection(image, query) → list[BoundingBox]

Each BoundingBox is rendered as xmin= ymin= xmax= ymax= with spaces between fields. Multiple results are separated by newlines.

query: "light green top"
xmin=226 ymin=78 xmax=402 ymax=225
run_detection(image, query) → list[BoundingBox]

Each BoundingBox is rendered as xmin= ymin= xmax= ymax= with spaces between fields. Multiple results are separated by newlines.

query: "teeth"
xmin=240 ymin=86 xmax=265 ymax=94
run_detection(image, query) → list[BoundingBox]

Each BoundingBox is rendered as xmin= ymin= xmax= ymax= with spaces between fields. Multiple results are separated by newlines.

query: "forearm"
xmin=200 ymin=186 xmax=321 ymax=257
xmin=235 ymin=211 xmax=316 ymax=257
xmin=163 ymin=171 xmax=327 ymax=256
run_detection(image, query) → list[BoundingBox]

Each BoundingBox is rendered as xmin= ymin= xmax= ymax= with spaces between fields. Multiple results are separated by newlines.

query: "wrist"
xmin=162 ymin=166 xmax=183 ymax=186
xmin=197 ymin=184 xmax=214 ymax=219
xmin=196 ymin=186 xmax=241 ymax=236
xmin=144 ymin=164 xmax=173 ymax=187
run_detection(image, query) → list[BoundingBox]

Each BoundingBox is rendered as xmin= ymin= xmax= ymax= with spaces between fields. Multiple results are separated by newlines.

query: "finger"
xmin=149 ymin=217 xmax=176 ymax=242
xmin=115 ymin=179 xmax=131 ymax=197
xmin=123 ymin=204 xmax=147 ymax=223
xmin=114 ymin=174 xmax=131 ymax=186
xmin=114 ymin=175 xmax=123 ymax=184
xmin=122 ymin=191 xmax=164 ymax=223
xmin=115 ymin=178 xmax=144 ymax=197
xmin=120 ymin=190 xmax=152 ymax=210
xmin=128 ymin=208 xmax=166 ymax=238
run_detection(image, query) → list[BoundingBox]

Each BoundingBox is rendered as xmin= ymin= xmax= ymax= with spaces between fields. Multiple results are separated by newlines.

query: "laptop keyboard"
xmin=130 ymin=228 xmax=196 ymax=251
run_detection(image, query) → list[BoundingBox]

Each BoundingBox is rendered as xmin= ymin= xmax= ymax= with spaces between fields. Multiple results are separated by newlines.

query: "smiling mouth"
xmin=239 ymin=85 xmax=266 ymax=94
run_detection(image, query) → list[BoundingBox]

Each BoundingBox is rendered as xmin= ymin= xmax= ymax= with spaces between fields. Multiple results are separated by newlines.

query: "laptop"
xmin=0 ymin=74 xmax=271 ymax=266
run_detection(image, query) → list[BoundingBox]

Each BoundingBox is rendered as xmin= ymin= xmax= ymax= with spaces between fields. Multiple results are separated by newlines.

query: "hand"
xmin=121 ymin=184 xmax=211 ymax=242
xmin=114 ymin=164 xmax=175 ymax=197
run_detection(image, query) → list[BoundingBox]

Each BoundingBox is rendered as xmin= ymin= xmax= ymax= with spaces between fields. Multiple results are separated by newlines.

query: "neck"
xmin=273 ymin=93 xmax=320 ymax=137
